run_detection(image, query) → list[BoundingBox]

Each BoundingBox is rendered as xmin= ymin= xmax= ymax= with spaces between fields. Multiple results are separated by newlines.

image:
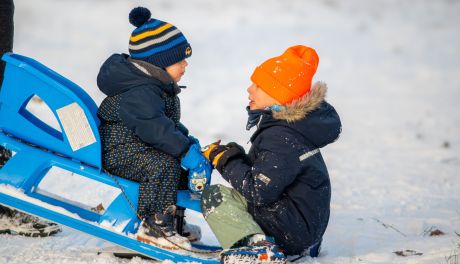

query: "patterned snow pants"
xmin=105 ymin=148 xmax=187 ymax=219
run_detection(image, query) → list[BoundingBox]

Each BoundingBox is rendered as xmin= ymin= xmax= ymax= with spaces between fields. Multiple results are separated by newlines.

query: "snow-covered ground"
xmin=1 ymin=0 xmax=460 ymax=263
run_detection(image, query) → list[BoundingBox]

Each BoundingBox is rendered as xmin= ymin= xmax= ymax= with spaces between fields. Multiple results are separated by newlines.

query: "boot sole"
xmin=0 ymin=226 xmax=61 ymax=237
xmin=137 ymin=233 xmax=181 ymax=250
xmin=221 ymin=254 xmax=287 ymax=264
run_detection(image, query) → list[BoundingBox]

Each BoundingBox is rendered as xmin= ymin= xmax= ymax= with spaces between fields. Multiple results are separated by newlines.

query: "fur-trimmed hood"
xmin=273 ymin=81 xmax=328 ymax=122
xmin=249 ymin=81 xmax=341 ymax=148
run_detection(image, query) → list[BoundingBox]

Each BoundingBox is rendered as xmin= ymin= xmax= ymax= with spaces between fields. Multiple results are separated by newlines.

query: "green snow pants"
xmin=200 ymin=184 xmax=264 ymax=249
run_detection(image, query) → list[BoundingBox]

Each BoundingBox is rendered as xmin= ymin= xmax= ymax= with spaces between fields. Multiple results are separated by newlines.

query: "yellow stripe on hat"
xmin=129 ymin=29 xmax=180 ymax=50
xmin=130 ymin=23 xmax=173 ymax=43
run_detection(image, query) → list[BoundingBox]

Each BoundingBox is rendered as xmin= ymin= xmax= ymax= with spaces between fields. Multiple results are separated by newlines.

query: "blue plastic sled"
xmin=0 ymin=53 xmax=220 ymax=263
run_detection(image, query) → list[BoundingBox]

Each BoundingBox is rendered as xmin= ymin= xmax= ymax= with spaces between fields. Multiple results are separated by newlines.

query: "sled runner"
xmin=0 ymin=53 xmax=220 ymax=263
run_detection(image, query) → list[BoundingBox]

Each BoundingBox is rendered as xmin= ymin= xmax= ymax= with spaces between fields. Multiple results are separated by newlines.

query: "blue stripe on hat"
xmin=130 ymin=35 xmax=187 ymax=59
xmin=132 ymin=19 xmax=163 ymax=35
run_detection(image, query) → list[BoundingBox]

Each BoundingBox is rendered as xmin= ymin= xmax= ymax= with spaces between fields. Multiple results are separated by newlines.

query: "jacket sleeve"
xmin=119 ymin=86 xmax=190 ymax=158
xmin=177 ymin=122 xmax=189 ymax=137
xmin=218 ymin=129 xmax=301 ymax=206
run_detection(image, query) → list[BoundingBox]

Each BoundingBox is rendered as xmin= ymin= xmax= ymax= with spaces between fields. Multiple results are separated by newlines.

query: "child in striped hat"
xmin=96 ymin=7 xmax=210 ymax=249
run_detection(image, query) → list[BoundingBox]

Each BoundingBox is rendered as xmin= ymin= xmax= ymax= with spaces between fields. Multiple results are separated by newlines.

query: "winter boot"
xmin=220 ymin=234 xmax=287 ymax=264
xmin=174 ymin=206 xmax=201 ymax=242
xmin=137 ymin=205 xmax=191 ymax=250
xmin=182 ymin=219 xmax=202 ymax=242
xmin=0 ymin=207 xmax=62 ymax=237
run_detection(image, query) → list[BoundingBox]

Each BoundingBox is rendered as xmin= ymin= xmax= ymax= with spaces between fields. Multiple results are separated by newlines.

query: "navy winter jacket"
xmin=217 ymin=82 xmax=341 ymax=255
xmin=97 ymin=54 xmax=190 ymax=158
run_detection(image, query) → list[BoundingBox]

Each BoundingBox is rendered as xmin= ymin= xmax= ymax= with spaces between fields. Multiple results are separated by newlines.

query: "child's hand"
xmin=201 ymin=140 xmax=228 ymax=168
xmin=180 ymin=143 xmax=212 ymax=193
xmin=202 ymin=142 xmax=246 ymax=172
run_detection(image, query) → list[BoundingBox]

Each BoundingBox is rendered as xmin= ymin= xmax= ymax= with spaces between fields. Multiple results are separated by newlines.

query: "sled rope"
xmin=104 ymin=168 xmax=222 ymax=255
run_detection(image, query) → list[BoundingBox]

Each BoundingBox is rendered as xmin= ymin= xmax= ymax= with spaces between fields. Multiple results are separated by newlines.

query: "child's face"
xmin=247 ymin=83 xmax=281 ymax=110
xmin=166 ymin=60 xmax=188 ymax=82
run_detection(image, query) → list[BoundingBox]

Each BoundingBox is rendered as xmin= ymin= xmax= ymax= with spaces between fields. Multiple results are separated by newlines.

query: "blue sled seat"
xmin=0 ymin=53 xmax=201 ymax=234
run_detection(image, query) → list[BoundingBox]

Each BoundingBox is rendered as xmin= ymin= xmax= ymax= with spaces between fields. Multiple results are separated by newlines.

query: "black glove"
xmin=215 ymin=142 xmax=246 ymax=172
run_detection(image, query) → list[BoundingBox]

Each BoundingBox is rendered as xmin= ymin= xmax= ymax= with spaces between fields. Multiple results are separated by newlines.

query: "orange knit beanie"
xmin=250 ymin=45 xmax=319 ymax=105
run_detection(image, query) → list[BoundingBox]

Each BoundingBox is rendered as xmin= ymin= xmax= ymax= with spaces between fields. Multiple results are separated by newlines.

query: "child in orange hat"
xmin=201 ymin=45 xmax=342 ymax=263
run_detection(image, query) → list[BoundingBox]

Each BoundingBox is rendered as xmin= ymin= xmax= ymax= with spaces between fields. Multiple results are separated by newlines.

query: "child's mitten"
xmin=180 ymin=143 xmax=212 ymax=193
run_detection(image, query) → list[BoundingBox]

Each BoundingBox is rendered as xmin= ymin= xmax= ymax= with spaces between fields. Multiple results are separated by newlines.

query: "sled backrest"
xmin=0 ymin=53 xmax=102 ymax=169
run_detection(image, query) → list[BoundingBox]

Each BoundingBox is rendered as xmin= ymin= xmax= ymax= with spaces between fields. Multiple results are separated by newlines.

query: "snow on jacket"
xmin=218 ymin=82 xmax=341 ymax=255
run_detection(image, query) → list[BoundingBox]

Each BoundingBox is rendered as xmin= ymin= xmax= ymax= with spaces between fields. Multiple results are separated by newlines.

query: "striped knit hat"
xmin=128 ymin=7 xmax=192 ymax=68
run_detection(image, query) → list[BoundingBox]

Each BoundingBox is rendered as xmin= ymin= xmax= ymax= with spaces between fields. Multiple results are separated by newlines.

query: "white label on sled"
xmin=56 ymin=102 xmax=96 ymax=151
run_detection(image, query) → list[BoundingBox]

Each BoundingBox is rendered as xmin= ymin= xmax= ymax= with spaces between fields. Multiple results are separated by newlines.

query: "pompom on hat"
xmin=251 ymin=45 xmax=319 ymax=105
xmin=128 ymin=7 xmax=192 ymax=68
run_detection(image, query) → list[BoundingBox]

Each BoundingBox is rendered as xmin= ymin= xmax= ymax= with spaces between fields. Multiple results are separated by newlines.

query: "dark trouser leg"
xmin=0 ymin=0 xmax=14 ymax=85
xmin=111 ymin=150 xmax=182 ymax=219
xmin=0 ymin=1 xmax=62 ymax=233
xmin=139 ymin=152 xmax=181 ymax=218
xmin=103 ymin=149 xmax=182 ymax=220
xmin=0 ymin=0 xmax=14 ymax=190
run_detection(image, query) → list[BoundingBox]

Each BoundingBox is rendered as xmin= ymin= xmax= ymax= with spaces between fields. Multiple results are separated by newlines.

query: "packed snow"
xmin=1 ymin=0 xmax=459 ymax=263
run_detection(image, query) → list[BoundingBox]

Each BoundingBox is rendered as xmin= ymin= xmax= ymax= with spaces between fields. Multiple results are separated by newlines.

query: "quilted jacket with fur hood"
xmin=217 ymin=82 xmax=341 ymax=255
